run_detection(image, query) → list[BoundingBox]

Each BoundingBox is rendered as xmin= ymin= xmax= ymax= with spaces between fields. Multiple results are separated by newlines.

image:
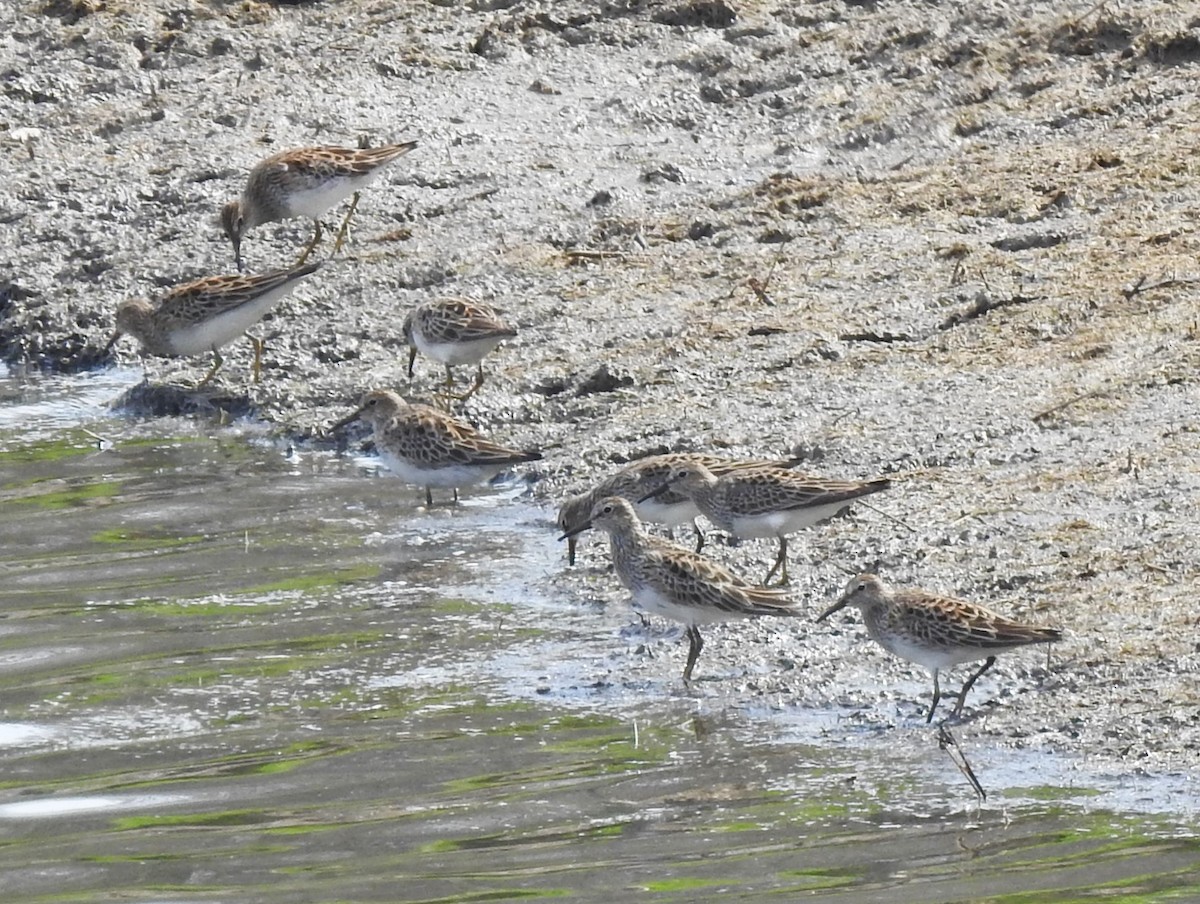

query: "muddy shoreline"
xmin=2 ymin=0 xmax=1199 ymax=777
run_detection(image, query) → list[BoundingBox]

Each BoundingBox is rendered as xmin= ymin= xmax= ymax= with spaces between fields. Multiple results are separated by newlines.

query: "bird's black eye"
xmin=856 ymin=581 xmax=867 ymax=592
xmin=367 ymin=398 xmax=378 ymax=406
xmin=603 ymin=504 xmax=613 ymax=514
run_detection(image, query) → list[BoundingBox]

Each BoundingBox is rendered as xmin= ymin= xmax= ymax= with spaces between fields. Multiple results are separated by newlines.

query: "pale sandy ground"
xmin=2 ymin=0 xmax=1198 ymax=780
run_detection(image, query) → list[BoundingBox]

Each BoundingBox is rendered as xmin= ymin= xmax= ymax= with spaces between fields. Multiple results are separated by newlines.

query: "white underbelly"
xmin=415 ymin=335 xmax=505 ymax=367
xmin=728 ymin=500 xmax=851 ymax=538
xmin=379 ymin=451 xmax=501 ymax=488
xmin=166 ymin=283 xmax=302 ymax=355
xmin=634 ymin=497 xmax=699 ymax=528
xmin=877 ymin=632 xmax=992 ymax=671
xmin=283 ymin=172 xmax=382 ymax=219
xmin=626 ymin=584 xmax=744 ymax=627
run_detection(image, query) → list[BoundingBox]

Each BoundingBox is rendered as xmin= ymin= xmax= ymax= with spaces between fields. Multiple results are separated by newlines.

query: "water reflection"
xmin=0 ymin=368 xmax=1197 ymax=901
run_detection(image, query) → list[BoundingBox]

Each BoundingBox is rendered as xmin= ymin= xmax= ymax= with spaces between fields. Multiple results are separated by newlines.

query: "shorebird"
xmin=331 ymin=389 xmax=541 ymax=505
xmin=220 ymin=140 xmax=417 ymax=270
xmin=556 ymin=453 xmax=806 ymax=566
xmin=104 ymin=262 xmax=321 ymax=388
xmin=818 ymin=573 xmax=1063 ymax=722
xmin=559 ymin=496 xmax=802 ymax=682
xmin=643 ymin=460 xmax=891 ymax=585
xmin=403 ymin=299 xmax=517 ymax=400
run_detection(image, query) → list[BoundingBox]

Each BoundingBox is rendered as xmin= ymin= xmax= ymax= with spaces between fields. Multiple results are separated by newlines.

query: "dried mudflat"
xmin=2 ymin=0 xmax=1198 ymax=781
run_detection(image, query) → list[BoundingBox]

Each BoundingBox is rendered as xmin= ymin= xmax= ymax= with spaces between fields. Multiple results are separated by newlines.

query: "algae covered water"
xmin=0 ymin=368 xmax=1197 ymax=902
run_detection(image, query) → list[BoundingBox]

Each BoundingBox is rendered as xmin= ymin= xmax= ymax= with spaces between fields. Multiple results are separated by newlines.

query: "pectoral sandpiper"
xmin=104 ymin=262 xmax=322 ymax=388
xmin=559 ymin=496 xmax=803 ymax=683
xmin=643 ymin=460 xmax=891 ymax=585
xmin=556 ymin=452 xmax=806 ymax=566
xmin=403 ymin=299 xmax=517 ymax=401
xmin=332 ymin=389 xmax=541 ymax=506
xmin=221 ymin=140 xmax=417 ymax=270
xmin=818 ymin=573 xmax=1062 ymax=723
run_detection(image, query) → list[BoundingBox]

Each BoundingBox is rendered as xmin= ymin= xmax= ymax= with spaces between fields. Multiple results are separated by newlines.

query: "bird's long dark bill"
xmin=102 ymin=330 xmax=123 ymax=355
xmin=557 ymin=519 xmax=593 ymax=541
xmin=816 ymin=597 xmax=849 ymax=622
xmin=330 ymin=406 xmax=366 ymax=432
xmin=636 ymin=481 xmax=671 ymax=504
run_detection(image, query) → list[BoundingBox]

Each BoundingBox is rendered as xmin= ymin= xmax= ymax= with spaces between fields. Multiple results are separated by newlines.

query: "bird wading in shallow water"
xmin=331 ymin=389 xmax=541 ymax=506
xmin=818 ymin=572 xmax=1063 ymax=723
xmin=104 ymin=262 xmax=322 ymax=389
xmin=643 ymin=460 xmax=892 ymax=586
xmin=220 ymin=140 xmax=417 ymax=270
xmin=559 ymin=496 xmax=803 ymax=683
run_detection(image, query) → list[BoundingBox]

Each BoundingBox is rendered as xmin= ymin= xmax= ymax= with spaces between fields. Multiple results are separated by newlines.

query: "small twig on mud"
xmin=938 ymin=292 xmax=1040 ymax=331
xmin=563 ymin=249 xmax=630 ymax=263
xmin=938 ymin=723 xmax=987 ymax=801
xmin=938 ymin=242 xmax=972 ymax=287
xmin=1121 ymin=273 xmax=1200 ymax=300
xmin=1068 ymin=0 xmax=1109 ymax=28
xmin=745 ymin=255 xmax=784 ymax=306
xmin=1032 ymin=387 xmax=1106 ymax=422
xmin=949 ymin=510 xmax=989 ymax=526
xmin=80 ymin=427 xmax=114 ymax=451
xmin=857 ymin=499 xmax=917 ymax=534
xmin=827 ymin=405 xmax=857 ymax=427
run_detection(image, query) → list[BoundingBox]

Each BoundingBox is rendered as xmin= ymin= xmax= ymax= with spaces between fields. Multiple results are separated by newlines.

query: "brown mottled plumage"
xmin=403 ymin=299 xmax=517 ymax=399
xmin=332 ymin=389 xmax=541 ymax=505
xmin=819 ymin=573 xmax=1063 ymax=722
xmin=645 ymin=460 xmax=891 ymax=585
xmin=104 ymin=262 xmax=322 ymax=388
xmin=556 ymin=452 xmax=808 ymax=565
xmin=220 ymin=141 xmax=417 ymax=270
xmin=560 ymin=496 xmax=802 ymax=682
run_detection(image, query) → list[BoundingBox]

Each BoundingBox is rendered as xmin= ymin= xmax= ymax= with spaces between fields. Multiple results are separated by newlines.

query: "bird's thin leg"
xmin=682 ymin=625 xmax=704 ymax=683
xmin=331 ymin=191 xmax=361 ymax=254
xmin=424 ymin=486 xmax=433 ymax=507
xmin=295 ymin=219 xmax=323 ymax=267
xmin=455 ymin=364 xmax=485 ymax=402
xmin=763 ymin=537 xmax=789 ymax=586
xmin=195 ymin=349 xmax=224 ymax=390
xmin=440 ymin=365 xmax=484 ymax=403
xmin=566 ymin=537 xmax=577 ymax=567
xmin=432 ymin=365 xmax=465 ymax=407
xmin=952 ymin=656 xmax=997 ymax=719
xmin=692 ymin=520 xmax=705 ymax=553
xmin=926 ymin=669 xmax=942 ymax=724
xmin=406 ymin=347 xmax=418 ymax=379
xmin=452 ymin=487 xmax=460 ymax=504
xmin=248 ymin=334 xmax=265 ymax=383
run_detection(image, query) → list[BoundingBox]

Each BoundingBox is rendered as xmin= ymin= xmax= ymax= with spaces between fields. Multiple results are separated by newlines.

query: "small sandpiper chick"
xmin=332 ymin=389 xmax=542 ymax=506
xmin=643 ymin=461 xmax=891 ymax=585
xmin=403 ymin=299 xmax=517 ymax=401
xmin=104 ymin=262 xmax=322 ymax=389
xmin=220 ymin=140 xmax=417 ymax=271
xmin=556 ymin=453 xmax=806 ymax=566
xmin=559 ymin=496 xmax=802 ymax=683
xmin=818 ymin=573 xmax=1063 ymax=723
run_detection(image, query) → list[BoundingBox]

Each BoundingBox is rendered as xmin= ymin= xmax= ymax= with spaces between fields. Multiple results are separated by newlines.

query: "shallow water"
xmin=1 ymin=367 xmax=1198 ymax=903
